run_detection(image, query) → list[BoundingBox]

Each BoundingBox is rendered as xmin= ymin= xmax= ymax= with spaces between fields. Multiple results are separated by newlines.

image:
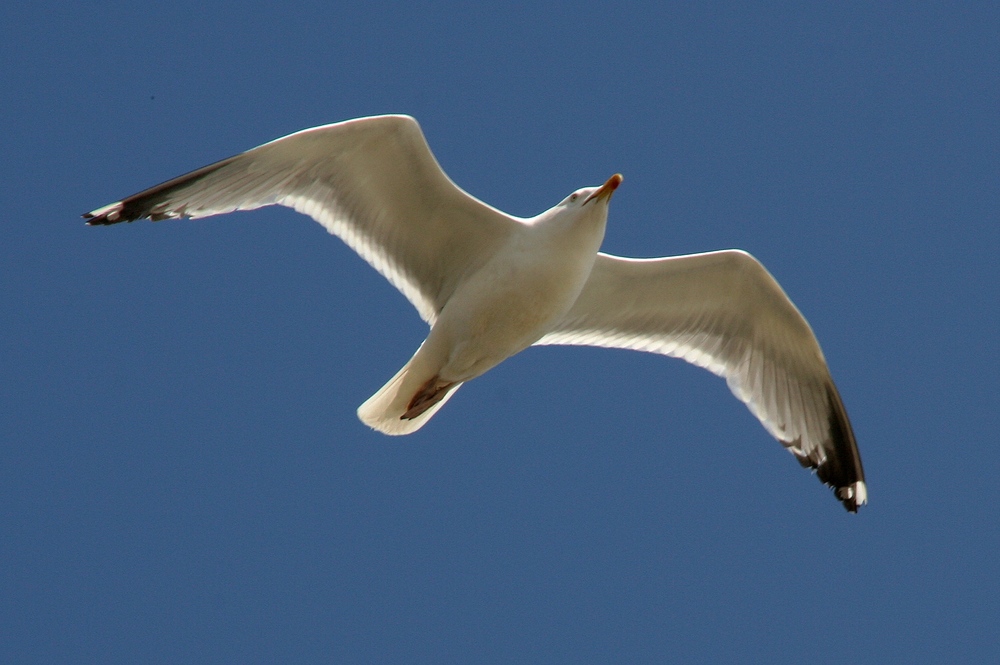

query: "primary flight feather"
xmin=85 ymin=114 xmax=866 ymax=511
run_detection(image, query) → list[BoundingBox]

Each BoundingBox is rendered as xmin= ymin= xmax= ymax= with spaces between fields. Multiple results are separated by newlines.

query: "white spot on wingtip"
xmin=853 ymin=481 xmax=868 ymax=506
xmin=839 ymin=480 xmax=867 ymax=507
xmin=88 ymin=201 xmax=123 ymax=219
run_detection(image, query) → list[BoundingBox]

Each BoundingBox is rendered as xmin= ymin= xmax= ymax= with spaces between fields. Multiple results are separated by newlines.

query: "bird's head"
xmin=557 ymin=173 xmax=623 ymax=212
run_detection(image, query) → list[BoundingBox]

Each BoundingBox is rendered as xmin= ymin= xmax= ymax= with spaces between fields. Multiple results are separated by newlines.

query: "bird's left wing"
xmin=84 ymin=115 xmax=522 ymax=324
xmin=535 ymin=250 xmax=866 ymax=511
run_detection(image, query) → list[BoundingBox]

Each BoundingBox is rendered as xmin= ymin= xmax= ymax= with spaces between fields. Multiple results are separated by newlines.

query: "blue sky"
xmin=3 ymin=2 xmax=998 ymax=662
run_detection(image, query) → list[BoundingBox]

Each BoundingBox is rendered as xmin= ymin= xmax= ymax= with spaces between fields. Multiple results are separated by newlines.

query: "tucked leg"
xmin=402 ymin=376 xmax=456 ymax=420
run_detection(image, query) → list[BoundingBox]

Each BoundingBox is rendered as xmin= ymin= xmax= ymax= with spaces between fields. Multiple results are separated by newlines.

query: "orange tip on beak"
xmin=585 ymin=173 xmax=624 ymax=204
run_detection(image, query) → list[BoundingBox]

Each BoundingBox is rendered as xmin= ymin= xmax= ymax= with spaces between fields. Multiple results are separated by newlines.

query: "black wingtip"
xmin=835 ymin=481 xmax=867 ymax=513
xmin=82 ymin=201 xmax=130 ymax=225
xmin=816 ymin=383 xmax=867 ymax=512
xmin=83 ymin=213 xmax=117 ymax=226
xmin=83 ymin=151 xmax=239 ymax=227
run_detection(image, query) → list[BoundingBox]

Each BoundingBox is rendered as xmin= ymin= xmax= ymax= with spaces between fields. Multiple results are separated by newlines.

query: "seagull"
xmin=85 ymin=114 xmax=866 ymax=511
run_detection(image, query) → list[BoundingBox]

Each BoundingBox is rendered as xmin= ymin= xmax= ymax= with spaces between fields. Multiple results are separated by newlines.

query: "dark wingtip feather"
xmin=83 ymin=152 xmax=238 ymax=227
xmin=83 ymin=207 xmax=127 ymax=226
xmin=815 ymin=382 xmax=867 ymax=512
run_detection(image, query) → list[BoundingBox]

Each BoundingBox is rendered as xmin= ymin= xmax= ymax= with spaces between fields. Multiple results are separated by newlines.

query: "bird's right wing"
xmin=84 ymin=115 xmax=523 ymax=325
xmin=536 ymin=250 xmax=866 ymax=511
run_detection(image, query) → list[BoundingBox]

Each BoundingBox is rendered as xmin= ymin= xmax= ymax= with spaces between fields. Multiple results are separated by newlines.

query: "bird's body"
xmin=85 ymin=114 xmax=867 ymax=511
xmin=359 ymin=183 xmax=613 ymax=433
xmin=359 ymin=206 xmax=609 ymax=433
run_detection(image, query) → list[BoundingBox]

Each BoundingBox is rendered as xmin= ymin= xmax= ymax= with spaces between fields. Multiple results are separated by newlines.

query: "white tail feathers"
xmin=357 ymin=356 xmax=463 ymax=435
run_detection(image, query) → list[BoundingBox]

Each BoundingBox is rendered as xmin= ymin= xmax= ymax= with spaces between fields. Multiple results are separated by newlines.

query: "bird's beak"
xmin=584 ymin=173 xmax=623 ymax=205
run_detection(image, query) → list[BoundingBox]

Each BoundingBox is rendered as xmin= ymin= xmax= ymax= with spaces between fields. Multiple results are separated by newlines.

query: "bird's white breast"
xmin=426 ymin=214 xmax=606 ymax=382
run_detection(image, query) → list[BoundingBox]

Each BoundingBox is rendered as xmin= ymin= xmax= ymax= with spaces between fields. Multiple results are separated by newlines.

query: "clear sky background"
xmin=3 ymin=2 xmax=998 ymax=663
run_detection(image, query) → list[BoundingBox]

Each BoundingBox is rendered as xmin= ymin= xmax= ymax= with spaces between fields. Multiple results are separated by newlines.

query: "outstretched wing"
xmin=84 ymin=115 xmax=522 ymax=324
xmin=536 ymin=249 xmax=866 ymax=511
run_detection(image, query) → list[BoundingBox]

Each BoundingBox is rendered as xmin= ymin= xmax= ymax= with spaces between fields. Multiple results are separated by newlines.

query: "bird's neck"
xmin=544 ymin=210 xmax=607 ymax=256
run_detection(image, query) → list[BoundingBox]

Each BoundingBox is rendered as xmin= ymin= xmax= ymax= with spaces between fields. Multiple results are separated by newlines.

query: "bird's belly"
xmin=431 ymin=256 xmax=590 ymax=381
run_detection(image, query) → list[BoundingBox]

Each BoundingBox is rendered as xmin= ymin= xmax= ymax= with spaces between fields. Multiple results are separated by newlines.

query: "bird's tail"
xmin=357 ymin=353 xmax=463 ymax=435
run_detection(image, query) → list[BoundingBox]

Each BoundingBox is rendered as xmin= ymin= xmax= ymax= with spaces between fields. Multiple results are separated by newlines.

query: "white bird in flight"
xmin=85 ymin=114 xmax=866 ymax=511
